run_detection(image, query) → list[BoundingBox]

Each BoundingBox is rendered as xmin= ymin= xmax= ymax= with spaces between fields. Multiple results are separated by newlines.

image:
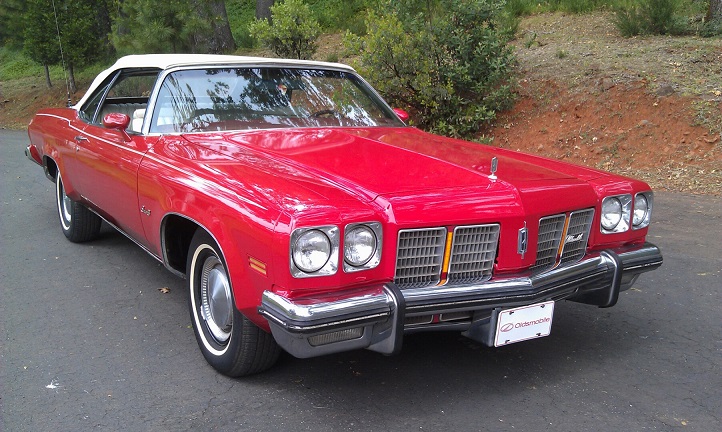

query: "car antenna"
xmin=51 ymin=0 xmax=72 ymax=107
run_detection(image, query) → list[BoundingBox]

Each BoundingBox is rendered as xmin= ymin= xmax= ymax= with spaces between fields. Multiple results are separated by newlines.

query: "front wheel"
xmin=55 ymin=172 xmax=101 ymax=242
xmin=187 ymin=229 xmax=280 ymax=376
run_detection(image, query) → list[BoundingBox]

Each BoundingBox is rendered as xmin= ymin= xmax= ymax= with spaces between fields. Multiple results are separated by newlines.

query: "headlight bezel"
xmin=632 ymin=192 xmax=653 ymax=229
xmin=343 ymin=222 xmax=383 ymax=272
xmin=601 ymin=194 xmax=632 ymax=234
xmin=290 ymin=226 xmax=339 ymax=278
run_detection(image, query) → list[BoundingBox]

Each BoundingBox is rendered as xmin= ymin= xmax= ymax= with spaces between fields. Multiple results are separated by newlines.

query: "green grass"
xmin=504 ymin=0 xmax=617 ymax=17
xmin=0 ymin=46 xmax=111 ymax=93
xmin=0 ymin=47 xmax=63 ymax=81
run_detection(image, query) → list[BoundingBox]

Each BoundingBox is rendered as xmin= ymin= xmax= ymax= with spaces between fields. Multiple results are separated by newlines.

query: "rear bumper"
xmin=258 ymin=242 xmax=662 ymax=359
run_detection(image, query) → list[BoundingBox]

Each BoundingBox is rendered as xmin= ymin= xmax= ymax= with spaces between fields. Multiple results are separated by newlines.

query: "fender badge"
xmin=490 ymin=157 xmax=498 ymax=181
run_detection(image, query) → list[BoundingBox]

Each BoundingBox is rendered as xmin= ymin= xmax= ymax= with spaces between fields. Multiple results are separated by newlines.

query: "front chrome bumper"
xmin=258 ymin=242 xmax=662 ymax=359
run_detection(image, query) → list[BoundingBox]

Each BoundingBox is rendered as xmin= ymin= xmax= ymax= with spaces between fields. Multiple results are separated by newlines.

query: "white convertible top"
xmin=73 ymin=54 xmax=356 ymax=109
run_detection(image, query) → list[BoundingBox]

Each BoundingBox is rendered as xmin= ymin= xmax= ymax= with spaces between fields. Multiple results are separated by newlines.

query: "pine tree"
xmin=23 ymin=0 xmax=61 ymax=88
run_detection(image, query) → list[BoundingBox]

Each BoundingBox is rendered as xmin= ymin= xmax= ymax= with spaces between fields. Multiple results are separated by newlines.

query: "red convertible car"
xmin=26 ymin=54 xmax=662 ymax=376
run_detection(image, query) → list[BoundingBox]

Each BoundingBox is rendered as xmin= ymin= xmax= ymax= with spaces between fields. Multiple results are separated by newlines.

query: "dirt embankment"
xmin=490 ymin=13 xmax=722 ymax=195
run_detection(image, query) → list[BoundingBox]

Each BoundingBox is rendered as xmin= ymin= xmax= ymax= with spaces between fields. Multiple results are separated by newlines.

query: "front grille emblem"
xmin=518 ymin=224 xmax=528 ymax=259
xmin=565 ymin=233 xmax=584 ymax=244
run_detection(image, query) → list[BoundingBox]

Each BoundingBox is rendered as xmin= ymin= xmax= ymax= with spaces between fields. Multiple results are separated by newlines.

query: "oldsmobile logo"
xmin=565 ymin=233 xmax=584 ymax=244
xmin=501 ymin=317 xmax=552 ymax=332
xmin=500 ymin=323 xmax=515 ymax=332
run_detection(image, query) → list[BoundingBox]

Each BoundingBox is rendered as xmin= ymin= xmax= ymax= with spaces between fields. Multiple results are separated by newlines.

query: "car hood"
xmin=182 ymin=127 xmax=608 ymax=203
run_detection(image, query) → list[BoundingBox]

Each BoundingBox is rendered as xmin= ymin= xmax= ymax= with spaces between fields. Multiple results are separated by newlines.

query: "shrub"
xmin=248 ymin=0 xmax=321 ymax=59
xmin=345 ymin=0 xmax=516 ymax=139
xmin=613 ymin=0 xmax=688 ymax=36
xmin=307 ymin=0 xmax=370 ymax=33
xmin=699 ymin=18 xmax=722 ymax=37
xmin=505 ymin=0 xmax=536 ymax=17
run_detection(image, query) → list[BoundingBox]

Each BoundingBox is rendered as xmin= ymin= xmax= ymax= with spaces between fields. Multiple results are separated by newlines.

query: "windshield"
xmin=148 ymin=67 xmax=404 ymax=133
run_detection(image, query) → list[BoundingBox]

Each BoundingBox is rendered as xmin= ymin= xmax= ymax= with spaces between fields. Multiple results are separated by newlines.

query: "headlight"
xmin=601 ymin=194 xmax=631 ymax=234
xmin=343 ymin=222 xmax=382 ymax=272
xmin=344 ymin=226 xmax=376 ymax=265
xmin=601 ymin=197 xmax=622 ymax=230
xmin=290 ymin=226 xmax=339 ymax=277
xmin=633 ymin=192 xmax=653 ymax=229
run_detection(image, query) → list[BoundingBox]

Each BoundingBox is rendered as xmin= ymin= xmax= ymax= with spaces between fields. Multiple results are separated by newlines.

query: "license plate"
xmin=494 ymin=301 xmax=555 ymax=347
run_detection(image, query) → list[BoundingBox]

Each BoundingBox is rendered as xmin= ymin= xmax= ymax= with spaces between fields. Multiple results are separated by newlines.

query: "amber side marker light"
xmin=249 ymin=256 xmax=267 ymax=276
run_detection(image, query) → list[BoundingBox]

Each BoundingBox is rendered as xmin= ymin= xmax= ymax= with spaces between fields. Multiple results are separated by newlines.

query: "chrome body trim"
xmin=259 ymin=243 xmax=662 ymax=359
xmin=89 ymin=208 xmax=165 ymax=267
xmin=25 ymin=145 xmax=43 ymax=166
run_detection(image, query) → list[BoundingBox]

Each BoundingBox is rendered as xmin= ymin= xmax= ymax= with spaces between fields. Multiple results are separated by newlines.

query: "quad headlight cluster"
xmin=290 ymin=222 xmax=382 ymax=278
xmin=601 ymin=192 xmax=653 ymax=234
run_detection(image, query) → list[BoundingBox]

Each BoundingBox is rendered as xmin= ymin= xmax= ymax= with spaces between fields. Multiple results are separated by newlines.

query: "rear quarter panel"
xmin=27 ymin=109 xmax=84 ymax=196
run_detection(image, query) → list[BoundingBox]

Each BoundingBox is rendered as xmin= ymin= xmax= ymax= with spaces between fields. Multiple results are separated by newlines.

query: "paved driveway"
xmin=1 ymin=130 xmax=720 ymax=431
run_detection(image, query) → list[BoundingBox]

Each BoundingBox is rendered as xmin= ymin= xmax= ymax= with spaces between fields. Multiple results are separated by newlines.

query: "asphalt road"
xmin=1 ymin=129 xmax=720 ymax=432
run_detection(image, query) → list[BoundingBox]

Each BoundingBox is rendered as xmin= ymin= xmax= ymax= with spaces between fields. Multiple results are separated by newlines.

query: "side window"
xmin=79 ymin=79 xmax=114 ymax=123
xmin=106 ymin=74 xmax=157 ymax=99
xmin=96 ymin=70 xmax=160 ymax=132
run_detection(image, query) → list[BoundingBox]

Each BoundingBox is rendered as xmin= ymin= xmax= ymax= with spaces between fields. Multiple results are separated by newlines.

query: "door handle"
xmin=74 ymin=136 xmax=88 ymax=152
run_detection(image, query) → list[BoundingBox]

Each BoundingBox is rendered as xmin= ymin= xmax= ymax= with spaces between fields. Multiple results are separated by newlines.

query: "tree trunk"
xmin=44 ymin=64 xmax=52 ymax=88
xmin=95 ymin=0 xmax=115 ymax=57
xmin=708 ymin=0 xmax=722 ymax=22
xmin=115 ymin=0 xmax=130 ymax=37
xmin=68 ymin=63 xmax=77 ymax=95
xmin=188 ymin=1 xmax=236 ymax=54
xmin=208 ymin=1 xmax=236 ymax=53
xmin=256 ymin=0 xmax=275 ymax=21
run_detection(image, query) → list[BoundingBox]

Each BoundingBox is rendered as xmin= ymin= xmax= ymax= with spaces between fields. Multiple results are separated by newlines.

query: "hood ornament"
xmin=489 ymin=157 xmax=498 ymax=181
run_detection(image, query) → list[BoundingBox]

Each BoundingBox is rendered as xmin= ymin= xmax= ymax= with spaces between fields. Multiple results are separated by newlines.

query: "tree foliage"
xmin=0 ymin=0 xmax=28 ymax=49
xmin=248 ymin=0 xmax=320 ymax=59
xmin=111 ymin=0 xmax=234 ymax=54
xmin=21 ymin=0 xmax=113 ymax=92
xmin=23 ymin=0 xmax=61 ymax=87
xmin=345 ymin=0 xmax=515 ymax=138
xmin=112 ymin=0 xmax=212 ymax=54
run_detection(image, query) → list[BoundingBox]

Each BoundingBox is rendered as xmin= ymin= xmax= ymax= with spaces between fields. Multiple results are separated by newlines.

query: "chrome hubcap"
xmin=200 ymin=256 xmax=232 ymax=343
xmin=57 ymin=176 xmax=72 ymax=229
xmin=62 ymin=190 xmax=72 ymax=223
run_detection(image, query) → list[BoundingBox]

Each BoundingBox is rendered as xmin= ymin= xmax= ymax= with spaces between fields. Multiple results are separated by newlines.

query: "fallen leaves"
xmin=158 ymin=287 xmax=171 ymax=294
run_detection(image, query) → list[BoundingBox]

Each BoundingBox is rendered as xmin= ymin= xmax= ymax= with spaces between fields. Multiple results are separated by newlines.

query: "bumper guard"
xmin=258 ymin=242 xmax=662 ymax=359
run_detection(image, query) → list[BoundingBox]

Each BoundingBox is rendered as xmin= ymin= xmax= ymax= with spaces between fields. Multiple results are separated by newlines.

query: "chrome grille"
xmin=394 ymin=224 xmax=500 ymax=289
xmin=531 ymin=209 xmax=594 ymax=274
xmin=447 ymin=224 xmax=500 ymax=285
xmin=530 ymin=214 xmax=566 ymax=273
xmin=394 ymin=228 xmax=447 ymax=289
xmin=560 ymin=209 xmax=594 ymax=264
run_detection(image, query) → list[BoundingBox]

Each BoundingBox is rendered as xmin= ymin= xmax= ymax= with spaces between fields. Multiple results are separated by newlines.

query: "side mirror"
xmin=393 ymin=108 xmax=410 ymax=123
xmin=102 ymin=113 xmax=132 ymax=141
